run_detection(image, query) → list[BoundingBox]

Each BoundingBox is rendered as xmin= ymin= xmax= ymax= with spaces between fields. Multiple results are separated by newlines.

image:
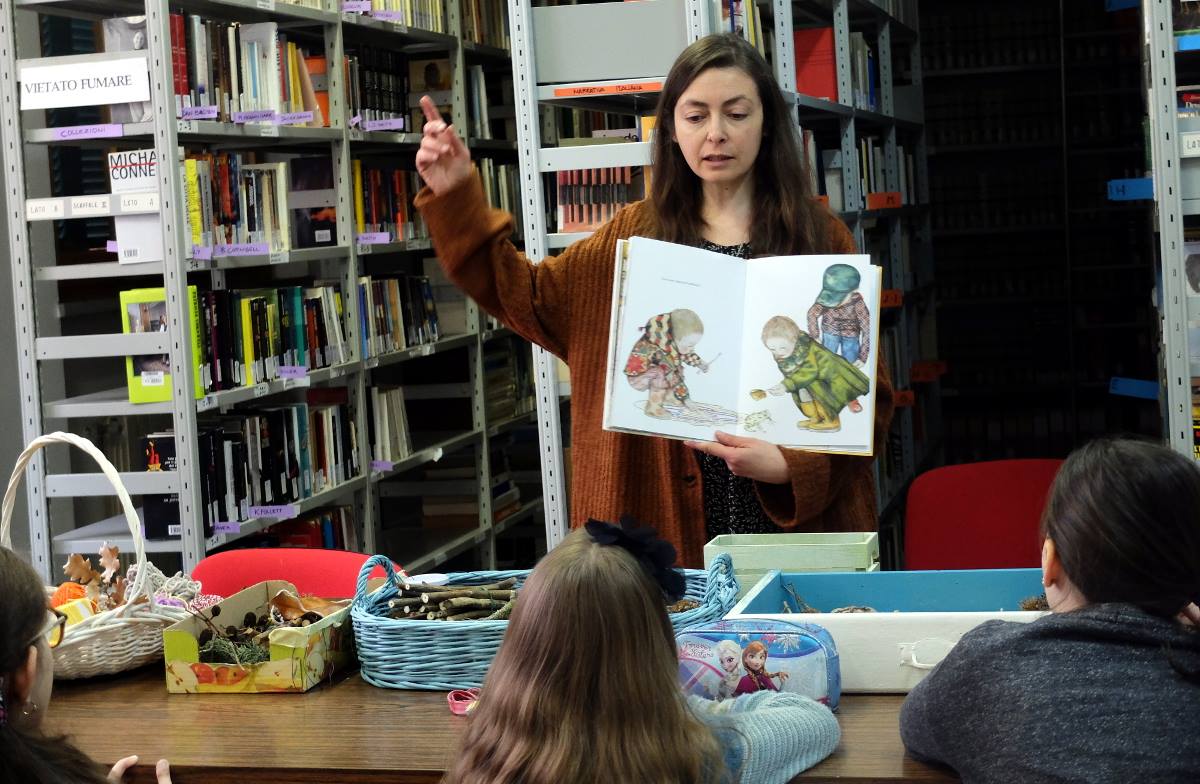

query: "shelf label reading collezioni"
xmin=18 ymin=56 xmax=150 ymax=111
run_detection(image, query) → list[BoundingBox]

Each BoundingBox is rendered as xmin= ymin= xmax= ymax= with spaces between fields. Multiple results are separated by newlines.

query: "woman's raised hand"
xmin=415 ymin=95 xmax=471 ymax=195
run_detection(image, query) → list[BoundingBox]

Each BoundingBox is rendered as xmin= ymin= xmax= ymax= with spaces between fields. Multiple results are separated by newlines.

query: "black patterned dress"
xmin=695 ymin=239 xmax=783 ymax=539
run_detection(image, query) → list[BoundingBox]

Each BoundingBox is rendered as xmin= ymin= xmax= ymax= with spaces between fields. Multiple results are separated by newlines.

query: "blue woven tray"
xmin=352 ymin=553 xmax=739 ymax=690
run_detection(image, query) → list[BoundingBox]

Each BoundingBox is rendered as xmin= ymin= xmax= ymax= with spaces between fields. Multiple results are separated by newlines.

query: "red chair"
xmin=192 ymin=549 xmax=398 ymax=599
xmin=904 ymin=459 xmax=1063 ymax=570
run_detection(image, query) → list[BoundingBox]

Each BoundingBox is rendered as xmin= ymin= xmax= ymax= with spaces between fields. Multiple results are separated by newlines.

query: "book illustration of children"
xmin=807 ymin=263 xmax=870 ymax=414
xmin=624 ymin=309 xmax=712 ymax=419
xmin=735 ymin=640 xmax=789 ymax=696
xmin=715 ymin=639 xmax=743 ymax=700
xmin=761 ymin=315 xmax=870 ymax=433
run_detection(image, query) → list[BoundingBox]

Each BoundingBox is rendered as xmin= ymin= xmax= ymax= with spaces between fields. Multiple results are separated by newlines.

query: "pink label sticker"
xmin=356 ymin=232 xmax=390 ymax=245
xmin=371 ymin=460 xmax=394 ymax=472
xmin=343 ymin=0 xmax=371 ymax=10
xmin=371 ymin=9 xmax=405 ymax=21
xmin=349 ymin=114 xmax=362 ymax=128
xmin=213 ymin=522 xmax=240 ymax=533
xmin=279 ymin=365 xmax=308 ymax=379
xmin=215 ymin=243 xmax=270 ymax=256
xmin=277 ymin=111 xmax=314 ymax=125
xmin=53 ymin=124 xmax=124 ymax=140
xmin=249 ymin=504 xmax=298 ymax=520
xmin=362 ymin=118 xmax=406 ymax=132
xmin=232 ymin=110 xmax=278 ymax=123
xmin=192 ymin=245 xmax=213 ymax=260
xmin=106 ymin=240 xmax=119 ymax=253
xmin=181 ymin=105 xmax=218 ymax=120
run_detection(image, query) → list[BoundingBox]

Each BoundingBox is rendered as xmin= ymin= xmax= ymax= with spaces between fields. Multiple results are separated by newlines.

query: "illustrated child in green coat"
xmin=624 ymin=308 xmax=711 ymax=419
xmin=761 ymin=315 xmax=870 ymax=432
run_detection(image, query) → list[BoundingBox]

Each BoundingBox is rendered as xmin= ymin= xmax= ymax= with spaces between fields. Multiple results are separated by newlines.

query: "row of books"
xmin=925 ymin=92 xmax=1060 ymax=149
xmin=546 ymin=167 xmax=641 ymax=233
xmin=462 ymin=0 xmax=510 ymax=50
xmin=369 ymin=386 xmax=414 ymax=466
xmin=360 ymin=0 xmax=447 ymax=35
xmin=484 ymin=341 xmax=535 ymax=423
xmin=141 ymin=394 xmax=358 ymax=538
xmin=227 ymin=506 xmax=358 ymax=551
xmin=921 ymin=3 xmax=1059 ymax=73
xmin=121 ymin=284 xmax=348 ymax=403
xmin=929 ymin=167 xmax=1062 ymax=232
xmin=357 ymin=274 xmax=442 ymax=358
xmin=479 ymin=159 xmax=523 ymax=238
xmin=179 ymin=152 xmax=291 ymax=254
xmin=712 ymin=0 xmax=769 ymax=60
xmin=466 ymin=66 xmax=517 ymax=141
xmin=803 ymin=135 xmax=920 ymax=212
xmin=351 ymin=160 xmax=427 ymax=242
xmin=348 ymin=46 xmax=406 ymax=127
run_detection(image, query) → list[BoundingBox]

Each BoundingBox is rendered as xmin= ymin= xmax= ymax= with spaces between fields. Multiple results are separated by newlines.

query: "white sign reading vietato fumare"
xmin=18 ymin=56 xmax=149 ymax=111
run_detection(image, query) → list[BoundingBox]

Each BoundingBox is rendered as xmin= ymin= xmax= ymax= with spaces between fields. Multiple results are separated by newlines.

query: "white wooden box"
xmin=727 ymin=568 xmax=1046 ymax=693
xmin=704 ymin=533 xmax=880 ymax=601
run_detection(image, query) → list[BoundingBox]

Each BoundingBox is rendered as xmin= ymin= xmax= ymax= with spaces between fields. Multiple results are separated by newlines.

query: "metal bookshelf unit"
xmin=1 ymin=0 xmax=540 ymax=582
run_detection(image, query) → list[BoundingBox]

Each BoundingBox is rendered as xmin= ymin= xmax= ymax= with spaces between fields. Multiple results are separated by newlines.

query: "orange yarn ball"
xmin=51 ymin=581 xmax=87 ymax=609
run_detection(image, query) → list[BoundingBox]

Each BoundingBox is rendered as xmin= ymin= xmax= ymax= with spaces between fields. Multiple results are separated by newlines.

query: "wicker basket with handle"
xmin=0 ymin=432 xmax=197 ymax=679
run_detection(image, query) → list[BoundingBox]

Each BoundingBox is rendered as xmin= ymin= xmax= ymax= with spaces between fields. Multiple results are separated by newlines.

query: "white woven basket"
xmin=0 ymin=432 xmax=194 ymax=679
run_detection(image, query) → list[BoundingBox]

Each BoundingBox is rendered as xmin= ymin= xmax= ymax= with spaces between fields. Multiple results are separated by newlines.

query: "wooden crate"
xmin=704 ymin=532 xmax=880 ymax=601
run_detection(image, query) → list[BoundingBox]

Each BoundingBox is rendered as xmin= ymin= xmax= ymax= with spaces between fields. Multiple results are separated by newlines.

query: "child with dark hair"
xmin=900 ymin=438 xmax=1200 ymax=783
xmin=0 ymin=546 xmax=172 ymax=784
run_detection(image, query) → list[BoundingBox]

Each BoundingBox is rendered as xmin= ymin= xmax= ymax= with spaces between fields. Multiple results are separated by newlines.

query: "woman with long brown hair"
xmin=0 ymin=546 xmax=171 ymax=784
xmin=444 ymin=521 xmax=839 ymax=783
xmin=414 ymin=33 xmax=893 ymax=568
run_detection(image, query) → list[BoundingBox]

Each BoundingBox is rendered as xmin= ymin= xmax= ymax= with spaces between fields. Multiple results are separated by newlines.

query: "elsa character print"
xmin=715 ymin=639 xmax=742 ymax=700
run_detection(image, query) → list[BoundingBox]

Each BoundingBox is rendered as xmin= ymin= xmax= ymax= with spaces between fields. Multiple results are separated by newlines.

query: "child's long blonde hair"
xmin=443 ymin=528 xmax=724 ymax=784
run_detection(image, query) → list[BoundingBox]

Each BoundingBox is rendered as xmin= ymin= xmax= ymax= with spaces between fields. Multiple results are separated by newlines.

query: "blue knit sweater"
xmin=688 ymin=691 xmax=841 ymax=783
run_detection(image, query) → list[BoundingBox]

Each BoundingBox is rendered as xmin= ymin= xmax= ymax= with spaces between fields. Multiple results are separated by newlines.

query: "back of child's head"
xmin=761 ymin=315 xmax=801 ymax=345
xmin=670 ymin=308 xmax=704 ymax=338
xmin=1042 ymin=438 xmax=1200 ymax=618
xmin=443 ymin=527 xmax=722 ymax=784
xmin=0 ymin=547 xmax=109 ymax=784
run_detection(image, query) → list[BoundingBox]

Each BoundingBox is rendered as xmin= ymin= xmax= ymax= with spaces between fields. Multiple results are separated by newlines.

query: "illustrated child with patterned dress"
xmin=807 ymin=263 xmax=870 ymax=414
xmin=762 ymin=315 xmax=870 ymax=433
xmin=735 ymin=641 xmax=789 ymax=695
xmin=624 ymin=308 xmax=711 ymax=419
xmin=714 ymin=639 xmax=743 ymax=700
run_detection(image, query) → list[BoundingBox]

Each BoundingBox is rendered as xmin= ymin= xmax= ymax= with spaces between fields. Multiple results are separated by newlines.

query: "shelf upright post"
xmin=1144 ymin=0 xmax=1192 ymax=456
xmin=143 ymin=0 xmax=206 ymax=571
xmin=0 ymin=0 xmax=53 ymax=579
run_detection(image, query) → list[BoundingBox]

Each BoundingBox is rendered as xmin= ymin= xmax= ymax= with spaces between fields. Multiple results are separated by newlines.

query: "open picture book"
xmin=603 ymin=236 xmax=882 ymax=455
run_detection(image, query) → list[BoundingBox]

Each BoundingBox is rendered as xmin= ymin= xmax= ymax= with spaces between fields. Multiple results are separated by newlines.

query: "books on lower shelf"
xmin=346 ymin=44 xmax=406 ymax=128
xmin=140 ymin=392 xmax=359 ymax=540
xmin=357 ymin=275 xmax=441 ymax=358
xmin=485 ymin=341 xmax=535 ymax=422
xmin=119 ymin=15 xmax=328 ymax=125
xmin=180 ymin=152 xmax=291 ymax=254
xmin=479 ymin=159 xmax=522 ymax=238
xmin=197 ymin=284 xmax=348 ymax=392
xmin=462 ymin=0 xmax=510 ymax=49
xmin=351 ymin=160 xmax=427 ymax=243
xmin=604 ymin=237 xmax=882 ymax=455
xmin=369 ymin=386 xmax=414 ymax=464
xmin=121 ymin=286 xmax=205 ymax=404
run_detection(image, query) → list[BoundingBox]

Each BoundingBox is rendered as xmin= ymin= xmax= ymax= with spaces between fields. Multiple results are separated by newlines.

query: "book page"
xmin=603 ymin=237 xmax=746 ymax=442
xmin=737 ymin=254 xmax=879 ymax=454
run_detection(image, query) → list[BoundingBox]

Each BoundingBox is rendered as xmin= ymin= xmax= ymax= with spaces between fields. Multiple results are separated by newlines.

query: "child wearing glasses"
xmin=0 ymin=546 xmax=172 ymax=784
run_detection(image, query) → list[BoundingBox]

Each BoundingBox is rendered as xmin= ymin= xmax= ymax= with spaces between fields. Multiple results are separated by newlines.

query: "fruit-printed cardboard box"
xmin=726 ymin=568 xmax=1047 ymax=693
xmin=163 ymin=580 xmax=354 ymax=694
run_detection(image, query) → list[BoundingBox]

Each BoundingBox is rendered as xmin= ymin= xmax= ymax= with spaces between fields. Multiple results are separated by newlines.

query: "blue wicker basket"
xmin=352 ymin=552 xmax=740 ymax=690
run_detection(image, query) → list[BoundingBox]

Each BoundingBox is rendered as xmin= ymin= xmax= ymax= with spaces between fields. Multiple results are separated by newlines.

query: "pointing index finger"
xmin=419 ymin=95 xmax=442 ymax=126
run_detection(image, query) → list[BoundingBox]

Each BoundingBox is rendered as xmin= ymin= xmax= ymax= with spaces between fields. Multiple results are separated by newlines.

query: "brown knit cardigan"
xmin=415 ymin=172 xmax=895 ymax=568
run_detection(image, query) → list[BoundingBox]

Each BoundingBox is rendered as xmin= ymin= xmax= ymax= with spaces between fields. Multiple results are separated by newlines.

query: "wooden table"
xmin=47 ymin=668 xmax=956 ymax=783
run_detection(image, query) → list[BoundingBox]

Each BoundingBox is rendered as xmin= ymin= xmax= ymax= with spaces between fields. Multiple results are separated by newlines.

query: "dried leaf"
xmin=84 ymin=579 xmax=101 ymax=607
xmin=98 ymin=542 xmax=121 ymax=582
xmin=111 ymin=576 xmax=127 ymax=607
xmin=268 ymin=589 xmax=348 ymax=621
xmin=64 ymin=554 xmax=97 ymax=584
